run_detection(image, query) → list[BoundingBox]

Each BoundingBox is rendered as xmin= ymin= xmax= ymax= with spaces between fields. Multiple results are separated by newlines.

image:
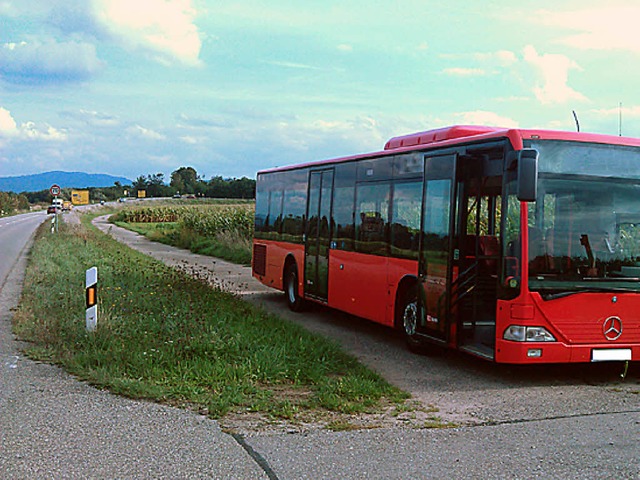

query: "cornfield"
xmin=180 ymin=205 xmax=254 ymax=238
xmin=115 ymin=206 xmax=182 ymax=223
xmin=114 ymin=204 xmax=255 ymax=239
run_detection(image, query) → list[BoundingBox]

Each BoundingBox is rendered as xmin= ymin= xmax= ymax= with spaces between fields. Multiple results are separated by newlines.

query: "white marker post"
xmin=50 ymin=184 xmax=61 ymax=234
xmin=85 ymin=267 xmax=98 ymax=332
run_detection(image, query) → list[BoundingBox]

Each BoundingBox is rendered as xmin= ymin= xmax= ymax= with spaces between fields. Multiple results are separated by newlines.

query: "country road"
xmin=0 ymin=209 xmax=638 ymax=478
xmin=0 ymin=211 xmax=266 ymax=479
xmin=0 ymin=211 xmax=48 ymax=288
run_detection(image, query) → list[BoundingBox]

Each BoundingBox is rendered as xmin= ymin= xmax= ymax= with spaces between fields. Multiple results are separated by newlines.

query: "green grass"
xmin=114 ymin=221 xmax=252 ymax=265
xmin=12 ymin=218 xmax=409 ymax=422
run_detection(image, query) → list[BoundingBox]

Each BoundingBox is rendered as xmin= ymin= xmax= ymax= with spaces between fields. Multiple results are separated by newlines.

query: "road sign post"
xmin=86 ymin=267 xmax=98 ymax=332
xmin=50 ymin=184 xmax=61 ymax=234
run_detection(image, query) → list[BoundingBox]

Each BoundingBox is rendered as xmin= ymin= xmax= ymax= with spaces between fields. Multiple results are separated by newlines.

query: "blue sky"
xmin=1 ymin=0 xmax=639 ymax=181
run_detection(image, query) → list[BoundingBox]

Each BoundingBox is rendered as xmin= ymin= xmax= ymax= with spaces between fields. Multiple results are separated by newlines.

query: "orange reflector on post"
xmin=86 ymin=285 xmax=97 ymax=308
xmin=86 ymin=267 xmax=98 ymax=332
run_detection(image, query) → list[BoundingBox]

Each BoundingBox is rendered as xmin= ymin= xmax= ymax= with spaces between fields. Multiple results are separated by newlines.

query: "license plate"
xmin=591 ymin=349 xmax=632 ymax=362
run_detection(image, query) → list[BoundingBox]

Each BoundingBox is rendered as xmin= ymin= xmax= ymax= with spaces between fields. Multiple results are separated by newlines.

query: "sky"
xmin=1 ymin=0 xmax=640 ymax=182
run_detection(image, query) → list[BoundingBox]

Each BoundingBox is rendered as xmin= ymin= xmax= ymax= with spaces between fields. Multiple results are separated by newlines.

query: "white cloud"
xmin=473 ymin=50 xmax=517 ymax=66
xmin=266 ymin=60 xmax=321 ymax=71
xmin=538 ymin=6 xmax=640 ymax=53
xmin=63 ymin=109 xmax=120 ymax=127
xmin=0 ymin=107 xmax=67 ymax=141
xmin=0 ymin=107 xmax=18 ymax=135
xmin=127 ymin=124 xmax=166 ymax=140
xmin=0 ymin=39 xmax=102 ymax=83
xmin=453 ymin=111 xmax=519 ymax=128
xmin=443 ymin=67 xmax=486 ymax=77
xmin=92 ymin=0 xmax=202 ymax=66
xmin=523 ymin=45 xmax=587 ymax=104
xmin=591 ymin=105 xmax=640 ymax=118
xmin=179 ymin=135 xmax=199 ymax=144
xmin=440 ymin=50 xmax=516 ymax=78
xmin=22 ymin=122 xmax=68 ymax=141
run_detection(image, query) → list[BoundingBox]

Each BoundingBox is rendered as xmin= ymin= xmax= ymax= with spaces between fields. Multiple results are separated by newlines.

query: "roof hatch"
xmin=384 ymin=125 xmax=504 ymax=150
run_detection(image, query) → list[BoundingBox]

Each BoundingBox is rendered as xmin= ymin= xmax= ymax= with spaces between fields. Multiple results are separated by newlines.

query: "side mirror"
xmin=517 ymin=148 xmax=538 ymax=202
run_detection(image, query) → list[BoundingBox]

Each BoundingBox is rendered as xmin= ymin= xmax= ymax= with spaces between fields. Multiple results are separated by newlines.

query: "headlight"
xmin=503 ymin=325 xmax=556 ymax=342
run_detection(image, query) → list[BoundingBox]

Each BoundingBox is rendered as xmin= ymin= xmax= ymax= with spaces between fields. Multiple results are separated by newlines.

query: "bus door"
xmin=305 ymin=169 xmax=334 ymax=301
xmin=417 ymin=154 xmax=457 ymax=343
xmin=455 ymin=158 xmax=503 ymax=359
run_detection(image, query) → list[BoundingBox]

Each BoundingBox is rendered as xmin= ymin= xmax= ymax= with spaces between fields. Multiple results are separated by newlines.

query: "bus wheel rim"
xmin=403 ymin=302 xmax=417 ymax=336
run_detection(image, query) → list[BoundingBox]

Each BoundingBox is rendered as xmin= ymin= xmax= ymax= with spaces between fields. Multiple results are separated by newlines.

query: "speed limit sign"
xmin=50 ymin=184 xmax=61 ymax=196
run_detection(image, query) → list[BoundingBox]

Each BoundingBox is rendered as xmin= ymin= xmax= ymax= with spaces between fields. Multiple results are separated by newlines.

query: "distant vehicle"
xmin=118 ymin=197 xmax=127 ymax=202
xmin=47 ymin=205 xmax=57 ymax=214
xmin=173 ymin=193 xmax=181 ymax=198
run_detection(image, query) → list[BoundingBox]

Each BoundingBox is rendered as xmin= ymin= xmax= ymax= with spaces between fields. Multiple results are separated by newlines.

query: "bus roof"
xmin=258 ymin=125 xmax=640 ymax=175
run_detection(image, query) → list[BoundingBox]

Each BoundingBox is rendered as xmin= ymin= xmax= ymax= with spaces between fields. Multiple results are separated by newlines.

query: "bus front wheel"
xmin=284 ymin=263 xmax=305 ymax=312
xmin=399 ymin=287 xmax=428 ymax=354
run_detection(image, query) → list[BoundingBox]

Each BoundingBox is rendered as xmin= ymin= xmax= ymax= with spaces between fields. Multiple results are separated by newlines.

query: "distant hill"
xmin=0 ymin=171 xmax=132 ymax=193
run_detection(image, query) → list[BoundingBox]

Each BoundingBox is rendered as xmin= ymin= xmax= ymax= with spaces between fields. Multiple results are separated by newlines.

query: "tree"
xmin=170 ymin=167 xmax=200 ymax=194
xmin=146 ymin=173 xmax=170 ymax=197
xmin=133 ymin=175 xmax=148 ymax=190
xmin=204 ymin=176 xmax=255 ymax=199
xmin=0 ymin=191 xmax=29 ymax=215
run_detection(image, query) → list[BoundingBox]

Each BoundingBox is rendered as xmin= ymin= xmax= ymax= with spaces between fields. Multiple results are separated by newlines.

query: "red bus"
xmin=252 ymin=125 xmax=640 ymax=364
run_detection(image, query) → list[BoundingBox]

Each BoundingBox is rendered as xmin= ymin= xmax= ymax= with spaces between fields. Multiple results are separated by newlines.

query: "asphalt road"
xmin=0 ymin=211 xmax=49 ymax=288
xmin=0 ymin=211 xmax=266 ymax=479
xmin=1 ymin=210 xmax=638 ymax=478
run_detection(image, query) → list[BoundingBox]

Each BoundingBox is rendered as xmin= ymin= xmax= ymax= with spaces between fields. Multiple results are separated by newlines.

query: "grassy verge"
xmin=113 ymin=220 xmax=252 ymax=265
xmin=12 ymin=218 xmax=410 ymax=426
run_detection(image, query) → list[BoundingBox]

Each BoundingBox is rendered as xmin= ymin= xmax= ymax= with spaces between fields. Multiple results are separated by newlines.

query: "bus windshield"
xmin=525 ymin=140 xmax=640 ymax=298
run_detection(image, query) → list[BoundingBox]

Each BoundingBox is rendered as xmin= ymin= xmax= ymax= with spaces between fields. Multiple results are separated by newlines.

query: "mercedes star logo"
xmin=603 ymin=316 xmax=623 ymax=341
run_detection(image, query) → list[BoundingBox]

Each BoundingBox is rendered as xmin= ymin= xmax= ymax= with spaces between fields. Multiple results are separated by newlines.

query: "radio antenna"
xmin=619 ymin=102 xmax=623 ymax=136
xmin=572 ymin=110 xmax=580 ymax=132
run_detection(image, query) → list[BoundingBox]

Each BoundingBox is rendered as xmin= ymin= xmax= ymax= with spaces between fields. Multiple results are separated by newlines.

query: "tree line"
xmin=13 ymin=167 xmax=256 ymax=208
xmin=133 ymin=167 xmax=255 ymax=199
xmin=0 ymin=191 xmax=30 ymax=216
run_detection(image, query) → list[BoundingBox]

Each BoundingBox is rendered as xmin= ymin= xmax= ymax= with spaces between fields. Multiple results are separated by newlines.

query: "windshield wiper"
xmin=541 ymin=286 xmax=638 ymax=301
xmin=583 ymin=276 xmax=640 ymax=282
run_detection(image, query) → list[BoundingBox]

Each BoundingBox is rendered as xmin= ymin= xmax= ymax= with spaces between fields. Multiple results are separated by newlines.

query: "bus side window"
xmin=390 ymin=180 xmax=421 ymax=259
xmin=281 ymin=170 xmax=307 ymax=244
xmin=333 ymin=185 xmax=355 ymax=250
xmin=254 ymin=183 xmax=269 ymax=237
xmin=355 ymin=182 xmax=390 ymax=256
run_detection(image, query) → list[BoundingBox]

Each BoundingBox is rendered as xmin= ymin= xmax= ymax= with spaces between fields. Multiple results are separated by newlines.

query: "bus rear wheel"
xmin=284 ymin=263 xmax=305 ymax=312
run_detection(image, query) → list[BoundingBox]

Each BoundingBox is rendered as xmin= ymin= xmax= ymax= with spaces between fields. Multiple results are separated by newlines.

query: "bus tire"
xmin=284 ymin=263 xmax=305 ymax=312
xmin=399 ymin=287 xmax=428 ymax=354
